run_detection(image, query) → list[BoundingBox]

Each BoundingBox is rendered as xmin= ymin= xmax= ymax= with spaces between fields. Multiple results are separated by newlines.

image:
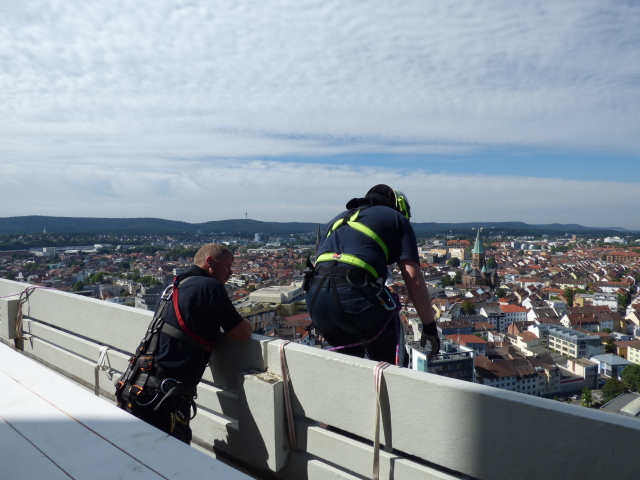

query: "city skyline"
xmin=1 ymin=2 xmax=639 ymax=228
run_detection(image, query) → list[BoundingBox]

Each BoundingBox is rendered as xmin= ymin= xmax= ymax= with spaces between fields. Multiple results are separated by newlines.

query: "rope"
xmin=0 ymin=293 xmax=24 ymax=299
xmin=0 ymin=285 xmax=57 ymax=339
xmin=373 ymin=362 xmax=390 ymax=480
xmin=392 ymin=291 xmax=403 ymax=366
xmin=395 ymin=312 xmax=401 ymax=367
xmin=94 ymin=346 xmax=114 ymax=396
xmin=279 ymin=340 xmax=297 ymax=449
xmin=16 ymin=286 xmax=39 ymax=340
xmin=0 ymin=285 xmax=56 ymax=300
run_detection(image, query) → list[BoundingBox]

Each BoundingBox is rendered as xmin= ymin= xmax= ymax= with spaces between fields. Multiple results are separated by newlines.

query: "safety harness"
xmin=315 ymin=209 xmax=388 ymax=280
xmin=115 ymin=275 xmax=211 ymax=431
xmin=306 ymin=209 xmax=402 ymax=363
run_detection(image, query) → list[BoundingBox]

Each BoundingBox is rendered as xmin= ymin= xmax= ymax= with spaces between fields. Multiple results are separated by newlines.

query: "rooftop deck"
xmin=0 ymin=343 xmax=250 ymax=480
xmin=2 ymin=278 xmax=640 ymax=480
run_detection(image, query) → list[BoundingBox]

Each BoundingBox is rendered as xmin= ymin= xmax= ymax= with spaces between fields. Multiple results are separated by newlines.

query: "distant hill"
xmin=410 ymin=221 xmax=632 ymax=237
xmin=0 ymin=215 xmax=633 ymax=237
xmin=0 ymin=216 xmax=318 ymax=236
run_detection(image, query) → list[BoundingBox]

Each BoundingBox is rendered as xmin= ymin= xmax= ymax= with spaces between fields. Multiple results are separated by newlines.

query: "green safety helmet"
xmin=364 ymin=184 xmax=412 ymax=219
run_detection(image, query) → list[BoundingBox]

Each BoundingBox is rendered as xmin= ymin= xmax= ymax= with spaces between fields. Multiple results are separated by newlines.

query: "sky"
xmin=1 ymin=1 xmax=640 ymax=230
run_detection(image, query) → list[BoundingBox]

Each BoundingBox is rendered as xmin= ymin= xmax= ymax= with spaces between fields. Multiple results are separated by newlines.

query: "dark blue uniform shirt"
xmin=154 ymin=265 xmax=244 ymax=385
xmin=316 ymin=205 xmax=420 ymax=278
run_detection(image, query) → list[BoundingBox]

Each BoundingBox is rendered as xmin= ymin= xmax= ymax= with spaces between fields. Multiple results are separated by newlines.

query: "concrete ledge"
xmin=4 ymin=279 xmax=640 ymax=480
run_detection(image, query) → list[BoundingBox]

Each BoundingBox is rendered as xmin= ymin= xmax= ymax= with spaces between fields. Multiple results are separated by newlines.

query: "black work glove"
xmin=420 ymin=322 xmax=440 ymax=357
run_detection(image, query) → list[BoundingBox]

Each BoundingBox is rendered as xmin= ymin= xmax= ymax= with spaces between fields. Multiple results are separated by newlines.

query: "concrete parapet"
xmin=2 ymin=278 xmax=640 ymax=480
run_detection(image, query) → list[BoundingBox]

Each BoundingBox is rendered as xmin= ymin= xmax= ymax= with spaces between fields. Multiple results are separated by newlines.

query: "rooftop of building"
xmin=601 ymin=393 xmax=640 ymax=419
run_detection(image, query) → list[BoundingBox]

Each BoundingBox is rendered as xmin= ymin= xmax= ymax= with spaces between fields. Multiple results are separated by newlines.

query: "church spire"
xmin=473 ymin=228 xmax=485 ymax=255
xmin=471 ymin=228 xmax=486 ymax=271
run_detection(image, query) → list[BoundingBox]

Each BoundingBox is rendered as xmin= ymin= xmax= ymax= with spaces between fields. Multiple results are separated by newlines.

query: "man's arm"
xmin=398 ymin=259 xmax=439 ymax=358
xmin=399 ymin=259 xmax=434 ymax=324
xmin=226 ymin=318 xmax=253 ymax=342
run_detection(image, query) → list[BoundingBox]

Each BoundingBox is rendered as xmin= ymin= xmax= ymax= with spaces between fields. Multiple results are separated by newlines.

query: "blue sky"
xmin=1 ymin=1 xmax=640 ymax=230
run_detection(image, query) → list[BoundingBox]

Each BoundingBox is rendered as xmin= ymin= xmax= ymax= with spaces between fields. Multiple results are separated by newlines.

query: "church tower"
xmin=471 ymin=228 xmax=485 ymax=271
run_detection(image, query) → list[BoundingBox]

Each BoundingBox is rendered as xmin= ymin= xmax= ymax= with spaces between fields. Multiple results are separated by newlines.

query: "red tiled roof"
xmin=500 ymin=304 xmax=527 ymax=313
xmin=447 ymin=334 xmax=487 ymax=345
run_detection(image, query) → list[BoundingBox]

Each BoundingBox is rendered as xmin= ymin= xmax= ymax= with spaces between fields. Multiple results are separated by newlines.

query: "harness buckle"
xmin=129 ymin=384 xmax=144 ymax=396
xmin=139 ymin=356 xmax=154 ymax=371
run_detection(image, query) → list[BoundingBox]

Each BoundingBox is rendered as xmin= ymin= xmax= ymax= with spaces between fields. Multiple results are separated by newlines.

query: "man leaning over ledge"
xmin=304 ymin=184 xmax=440 ymax=366
xmin=116 ymin=243 xmax=253 ymax=443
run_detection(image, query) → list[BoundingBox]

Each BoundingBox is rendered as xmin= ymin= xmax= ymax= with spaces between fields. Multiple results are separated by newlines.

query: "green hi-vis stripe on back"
xmin=316 ymin=253 xmax=379 ymax=279
xmin=327 ymin=210 xmax=389 ymax=261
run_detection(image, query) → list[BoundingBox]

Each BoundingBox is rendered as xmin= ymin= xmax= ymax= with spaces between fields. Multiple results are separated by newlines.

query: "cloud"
xmin=1 ymin=0 xmax=639 ymax=160
xmin=1 ymin=1 xmax=639 ymax=230
xmin=2 ymin=159 xmax=639 ymax=230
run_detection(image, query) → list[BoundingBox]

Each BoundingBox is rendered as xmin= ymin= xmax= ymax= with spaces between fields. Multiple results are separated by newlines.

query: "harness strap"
xmin=279 ymin=341 xmax=297 ymax=449
xmin=330 ymin=275 xmax=343 ymax=316
xmin=120 ymin=371 xmax=150 ymax=407
xmin=115 ymin=276 xmax=207 ymax=408
xmin=316 ymin=253 xmax=378 ymax=279
xmin=330 ymin=210 xmax=389 ymax=260
xmin=161 ymin=323 xmax=210 ymax=351
xmin=321 ymin=208 xmax=390 ymax=280
xmin=172 ymin=276 xmax=214 ymax=351
xmin=145 ymin=299 xmax=171 ymax=355
xmin=307 ymin=273 xmax=328 ymax=317
xmin=117 ymin=303 xmax=165 ymax=391
xmin=373 ymin=362 xmax=391 ymax=480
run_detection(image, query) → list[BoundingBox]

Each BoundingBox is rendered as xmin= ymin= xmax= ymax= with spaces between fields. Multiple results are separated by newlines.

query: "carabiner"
xmin=375 ymin=287 xmax=397 ymax=311
xmin=161 ymin=378 xmax=181 ymax=394
xmin=160 ymin=285 xmax=174 ymax=301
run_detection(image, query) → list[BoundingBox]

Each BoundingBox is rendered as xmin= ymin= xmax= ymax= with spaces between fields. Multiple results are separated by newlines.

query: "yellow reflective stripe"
xmin=329 ymin=209 xmax=360 ymax=235
xmin=326 ymin=209 xmax=389 ymax=260
xmin=329 ymin=218 xmax=343 ymax=235
xmin=345 ymin=222 xmax=389 ymax=260
xmin=316 ymin=253 xmax=379 ymax=279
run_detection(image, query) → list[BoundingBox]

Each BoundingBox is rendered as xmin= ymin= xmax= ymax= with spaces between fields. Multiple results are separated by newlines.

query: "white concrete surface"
xmin=3 ymin=278 xmax=640 ymax=480
xmin=0 ymin=343 xmax=251 ymax=480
